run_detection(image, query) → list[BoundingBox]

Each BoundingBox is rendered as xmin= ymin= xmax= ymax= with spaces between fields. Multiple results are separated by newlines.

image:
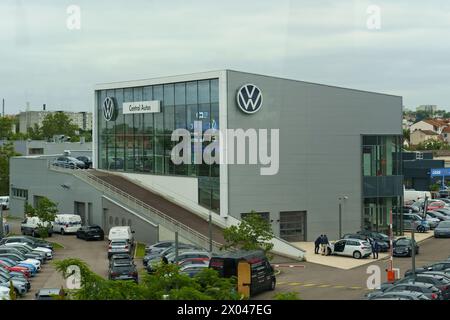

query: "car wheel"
xmin=269 ymin=278 xmax=276 ymax=291
xmin=353 ymin=251 xmax=362 ymax=259
xmin=417 ymin=225 xmax=425 ymax=233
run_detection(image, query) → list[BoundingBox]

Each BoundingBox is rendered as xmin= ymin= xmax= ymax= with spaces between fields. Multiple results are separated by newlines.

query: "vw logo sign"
xmin=102 ymin=97 xmax=116 ymax=121
xmin=236 ymin=84 xmax=263 ymax=114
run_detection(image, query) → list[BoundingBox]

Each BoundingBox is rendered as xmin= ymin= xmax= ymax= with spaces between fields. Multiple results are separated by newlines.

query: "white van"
xmin=0 ymin=196 xmax=9 ymax=210
xmin=53 ymin=214 xmax=82 ymax=235
xmin=21 ymin=216 xmax=53 ymax=237
xmin=108 ymin=226 xmax=134 ymax=243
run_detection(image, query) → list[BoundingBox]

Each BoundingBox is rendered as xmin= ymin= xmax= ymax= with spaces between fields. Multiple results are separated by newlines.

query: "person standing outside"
xmin=372 ymin=240 xmax=379 ymax=259
xmin=314 ymin=235 xmax=322 ymax=254
xmin=322 ymin=234 xmax=329 ymax=255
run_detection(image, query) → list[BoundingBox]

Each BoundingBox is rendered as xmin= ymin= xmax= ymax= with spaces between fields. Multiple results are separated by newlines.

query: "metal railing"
xmin=49 ymin=164 xmax=222 ymax=251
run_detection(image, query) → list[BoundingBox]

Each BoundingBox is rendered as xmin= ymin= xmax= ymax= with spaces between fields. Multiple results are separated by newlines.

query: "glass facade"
xmin=362 ymin=135 xmax=403 ymax=235
xmin=97 ymin=79 xmax=220 ymax=212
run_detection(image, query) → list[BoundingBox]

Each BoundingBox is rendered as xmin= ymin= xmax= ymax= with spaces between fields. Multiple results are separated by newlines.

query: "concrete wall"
xmin=225 ymin=70 xmax=402 ymax=241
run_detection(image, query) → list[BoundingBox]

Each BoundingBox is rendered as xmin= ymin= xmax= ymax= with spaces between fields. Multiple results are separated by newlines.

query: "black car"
xmin=393 ymin=237 xmax=419 ymax=257
xmin=367 ymin=282 xmax=443 ymax=300
xmin=356 ymin=230 xmax=390 ymax=249
xmin=76 ymin=156 xmax=92 ymax=169
xmin=343 ymin=233 xmax=389 ymax=252
xmin=76 ymin=225 xmax=104 ymax=241
xmin=108 ymin=262 xmax=138 ymax=283
xmin=405 ymin=261 xmax=450 ymax=277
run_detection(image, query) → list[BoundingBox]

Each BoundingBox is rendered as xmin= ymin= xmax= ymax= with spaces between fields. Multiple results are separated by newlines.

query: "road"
xmin=256 ymin=236 xmax=450 ymax=300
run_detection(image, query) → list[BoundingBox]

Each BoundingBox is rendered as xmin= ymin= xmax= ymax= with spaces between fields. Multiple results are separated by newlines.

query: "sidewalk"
xmin=292 ymin=231 xmax=434 ymax=270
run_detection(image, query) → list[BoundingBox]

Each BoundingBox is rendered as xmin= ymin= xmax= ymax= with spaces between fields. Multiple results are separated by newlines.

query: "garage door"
xmin=279 ymin=211 xmax=306 ymax=242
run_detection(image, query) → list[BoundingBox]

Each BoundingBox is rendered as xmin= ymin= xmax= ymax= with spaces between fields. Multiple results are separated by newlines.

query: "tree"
xmin=0 ymin=117 xmax=14 ymax=140
xmin=222 ymin=211 xmax=275 ymax=256
xmin=27 ymin=123 xmax=43 ymax=140
xmin=25 ymin=197 xmax=58 ymax=238
xmin=41 ymin=112 xmax=79 ymax=140
xmin=403 ymin=128 xmax=410 ymax=141
xmin=54 ymin=258 xmax=239 ymax=300
xmin=0 ymin=142 xmax=20 ymax=195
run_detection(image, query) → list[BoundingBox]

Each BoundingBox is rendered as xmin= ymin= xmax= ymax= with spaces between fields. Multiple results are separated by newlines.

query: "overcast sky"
xmin=1 ymin=0 xmax=449 ymax=113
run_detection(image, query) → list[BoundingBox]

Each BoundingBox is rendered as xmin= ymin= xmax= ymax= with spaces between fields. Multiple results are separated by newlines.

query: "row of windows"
xmin=12 ymin=188 xmax=28 ymax=199
xmin=108 ymin=216 xmax=132 ymax=227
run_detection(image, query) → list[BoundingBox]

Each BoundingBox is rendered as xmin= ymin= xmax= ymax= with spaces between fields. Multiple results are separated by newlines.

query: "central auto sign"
xmin=123 ymin=101 xmax=161 ymax=114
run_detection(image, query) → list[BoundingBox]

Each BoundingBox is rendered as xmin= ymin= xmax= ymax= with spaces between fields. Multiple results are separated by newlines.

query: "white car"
xmin=53 ymin=214 xmax=82 ymax=235
xmin=20 ymin=258 xmax=41 ymax=271
xmin=108 ymin=226 xmax=134 ymax=243
xmin=327 ymin=238 xmax=372 ymax=259
xmin=0 ymin=286 xmax=10 ymax=300
xmin=0 ymin=196 xmax=9 ymax=210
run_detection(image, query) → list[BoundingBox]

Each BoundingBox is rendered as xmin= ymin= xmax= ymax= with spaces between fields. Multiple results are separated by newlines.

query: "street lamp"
xmin=338 ymin=196 xmax=349 ymax=239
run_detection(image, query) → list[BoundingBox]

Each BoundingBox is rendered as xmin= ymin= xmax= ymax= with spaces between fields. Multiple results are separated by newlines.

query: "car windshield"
xmin=111 ymin=241 xmax=127 ymax=246
xmin=438 ymin=221 xmax=450 ymax=228
xmin=396 ymin=239 xmax=410 ymax=246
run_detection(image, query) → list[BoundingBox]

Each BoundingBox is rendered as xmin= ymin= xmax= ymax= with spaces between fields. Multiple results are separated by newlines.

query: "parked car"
xmin=401 ymin=213 xmax=430 ymax=232
xmin=405 ymin=261 xmax=450 ymax=277
xmin=0 ymin=196 xmax=9 ymax=210
xmin=393 ymin=237 xmax=419 ymax=257
xmin=0 ymin=260 xmax=31 ymax=278
xmin=108 ymin=226 xmax=134 ymax=244
xmin=434 ymin=221 xmax=450 ymax=238
xmin=344 ymin=233 xmax=389 ymax=252
xmin=0 ymin=273 xmax=28 ymax=296
xmin=166 ymin=251 xmax=211 ymax=264
xmin=3 ymin=242 xmax=53 ymax=260
xmin=52 ymin=156 xmax=86 ymax=169
xmin=367 ymin=291 xmax=430 ymax=300
xmin=427 ymin=211 xmax=450 ymax=221
xmin=0 ymin=236 xmax=54 ymax=251
xmin=53 ymin=214 xmax=82 ymax=235
xmin=145 ymin=248 xmax=206 ymax=273
xmin=108 ymin=239 xmax=131 ymax=258
xmin=108 ymin=261 xmax=138 ymax=283
xmin=145 ymin=241 xmax=175 ymax=255
xmin=35 ymin=288 xmax=66 ymax=300
xmin=0 ymin=286 xmax=10 ymax=300
xmin=178 ymin=258 xmax=210 ymax=267
xmin=143 ymin=243 xmax=201 ymax=266
xmin=109 ymin=253 xmax=134 ymax=267
xmin=75 ymin=156 xmax=92 ymax=169
xmin=356 ymin=230 xmax=390 ymax=246
xmin=21 ymin=217 xmax=53 ymax=238
xmin=0 ymin=253 xmax=41 ymax=271
xmin=0 ymin=247 xmax=44 ymax=263
xmin=327 ymin=239 xmax=372 ymax=259
xmin=426 ymin=200 xmax=446 ymax=210
xmin=180 ymin=264 xmax=209 ymax=277
xmin=380 ymin=274 xmax=450 ymax=300
xmin=425 ymin=214 xmax=441 ymax=229
xmin=76 ymin=225 xmax=104 ymax=240
xmin=367 ymin=282 xmax=443 ymax=300
xmin=435 ymin=208 xmax=450 ymax=217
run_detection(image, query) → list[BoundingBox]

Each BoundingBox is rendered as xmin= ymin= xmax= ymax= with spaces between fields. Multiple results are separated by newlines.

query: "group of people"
xmin=314 ymin=234 xmax=329 ymax=255
xmin=314 ymin=234 xmax=381 ymax=259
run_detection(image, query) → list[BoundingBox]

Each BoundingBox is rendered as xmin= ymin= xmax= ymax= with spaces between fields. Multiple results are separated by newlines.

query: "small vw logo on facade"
xmin=102 ymin=97 xmax=116 ymax=121
xmin=237 ymin=84 xmax=263 ymax=114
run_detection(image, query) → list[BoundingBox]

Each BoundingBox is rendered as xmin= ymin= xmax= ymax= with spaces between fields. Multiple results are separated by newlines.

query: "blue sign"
xmin=430 ymin=168 xmax=450 ymax=177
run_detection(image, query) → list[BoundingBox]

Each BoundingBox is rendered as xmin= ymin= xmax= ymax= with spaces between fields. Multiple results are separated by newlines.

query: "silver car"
xmin=108 ymin=240 xmax=131 ymax=258
xmin=327 ymin=239 xmax=372 ymax=259
xmin=434 ymin=221 xmax=450 ymax=238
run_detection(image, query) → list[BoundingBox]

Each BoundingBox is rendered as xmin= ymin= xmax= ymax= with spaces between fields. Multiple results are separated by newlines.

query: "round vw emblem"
xmin=236 ymin=84 xmax=263 ymax=114
xmin=102 ymin=97 xmax=116 ymax=121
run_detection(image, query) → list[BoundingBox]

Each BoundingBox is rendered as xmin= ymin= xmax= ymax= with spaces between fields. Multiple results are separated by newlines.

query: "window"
xmin=115 ymin=217 xmax=119 ymax=226
xmin=109 ymin=216 xmax=113 ymax=225
xmin=12 ymin=188 xmax=28 ymax=199
xmin=122 ymin=218 xmax=126 ymax=226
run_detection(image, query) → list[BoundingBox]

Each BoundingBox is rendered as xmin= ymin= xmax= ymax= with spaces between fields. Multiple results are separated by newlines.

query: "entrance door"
xmin=279 ymin=211 xmax=307 ymax=242
xmin=74 ymin=202 xmax=86 ymax=225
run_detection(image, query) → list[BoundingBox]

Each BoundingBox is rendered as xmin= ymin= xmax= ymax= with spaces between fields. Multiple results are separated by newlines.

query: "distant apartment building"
xmin=18 ymin=110 xmax=92 ymax=133
xmin=416 ymin=105 xmax=437 ymax=113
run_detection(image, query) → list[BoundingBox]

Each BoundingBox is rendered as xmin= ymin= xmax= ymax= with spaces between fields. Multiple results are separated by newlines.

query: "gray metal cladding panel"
xmin=224 ymin=71 xmax=402 ymax=240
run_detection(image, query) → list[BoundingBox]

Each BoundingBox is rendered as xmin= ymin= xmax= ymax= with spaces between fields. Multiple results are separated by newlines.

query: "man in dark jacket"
xmin=372 ymin=240 xmax=379 ymax=259
xmin=322 ymin=235 xmax=329 ymax=255
xmin=314 ymin=235 xmax=322 ymax=254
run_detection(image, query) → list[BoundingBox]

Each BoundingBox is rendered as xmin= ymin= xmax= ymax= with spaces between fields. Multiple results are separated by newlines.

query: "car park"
xmin=0 ymin=260 xmax=31 ymax=278
xmin=166 ymin=251 xmax=211 ymax=264
xmin=0 ymin=236 xmax=54 ymax=251
xmin=53 ymin=214 xmax=82 ymax=235
xmin=0 ymin=273 xmax=28 ymax=296
xmin=380 ymin=274 xmax=450 ymax=299
xmin=326 ymin=239 xmax=372 ymax=259
xmin=0 ymin=253 xmax=41 ymax=271
xmin=434 ymin=221 xmax=450 ymax=238
xmin=145 ymin=240 xmax=175 ymax=255
xmin=400 ymin=213 xmax=430 ymax=232
xmin=3 ymin=242 xmax=52 ymax=260
xmin=76 ymin=225 xmax=104 ymax=240
xmin=0 ymin=267 xmax=30 ymax=289
xmin=108 ymin=261 xmax=138 ymax=283
xmin=0 ymin=247 xmax=44 ymax=263
xmin=393 ymin=237 xmax=419 ymax=257
xmin=367 ymin=282 xmax=443 ymax=300
xmin=108 ymin=239 xmax=131 ymax=258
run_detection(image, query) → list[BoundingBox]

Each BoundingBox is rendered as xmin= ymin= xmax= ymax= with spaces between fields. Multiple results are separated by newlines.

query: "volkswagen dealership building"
xmin=9 ymin=69 xmax=403 ymax=254
xmin=92 ymin=70 xmax=403 ymax=241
